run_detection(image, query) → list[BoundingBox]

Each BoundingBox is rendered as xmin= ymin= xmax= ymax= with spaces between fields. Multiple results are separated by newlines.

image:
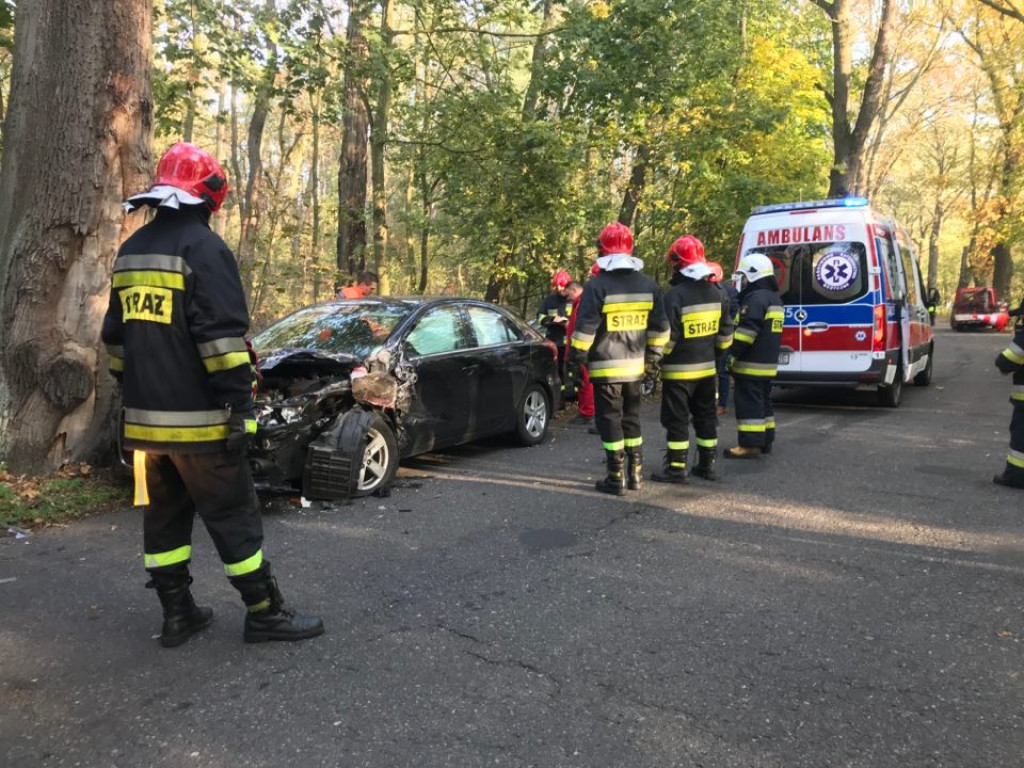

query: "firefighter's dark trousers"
xmin=661 ymin=377 xmax=718 ymax=453
xmin=594 ymin=381 xmax=643 ymax=452
xmin=139 ymin=451 xmax=265 ymax=579
xmin=1003 ymin=403 xmax=1024 ymax=482
xmin=733 ymin=377 xmax=775 ymax=448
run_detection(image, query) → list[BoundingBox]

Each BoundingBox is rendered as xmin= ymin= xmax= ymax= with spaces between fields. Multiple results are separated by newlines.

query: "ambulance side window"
xmin=895 ymin=234 xmax=920 ymax=307
xmin=877 ymin=233 xmax=905 ymax=301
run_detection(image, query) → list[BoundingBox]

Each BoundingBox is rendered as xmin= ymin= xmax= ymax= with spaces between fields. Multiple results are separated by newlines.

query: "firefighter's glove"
xmin=725 ymin=355 xmax=736 ymax=373
xmin=226 ymin=406 xmax=258 ymax=461
xmin=642 ymin=359 xmax=660 ymax=394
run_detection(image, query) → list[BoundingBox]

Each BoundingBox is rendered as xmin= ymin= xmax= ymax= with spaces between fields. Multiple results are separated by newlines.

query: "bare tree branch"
xmin=977 ymin=0 xmax=1024 ymax=24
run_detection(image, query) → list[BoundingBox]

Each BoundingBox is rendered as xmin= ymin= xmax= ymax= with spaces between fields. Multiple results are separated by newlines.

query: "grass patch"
xmin=0 ymin=464 xmax=130 ymax=529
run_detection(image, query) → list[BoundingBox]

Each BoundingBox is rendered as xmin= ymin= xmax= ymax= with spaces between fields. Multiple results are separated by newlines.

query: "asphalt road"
xmin=3 ymin=327 xmax=1023 ymax=768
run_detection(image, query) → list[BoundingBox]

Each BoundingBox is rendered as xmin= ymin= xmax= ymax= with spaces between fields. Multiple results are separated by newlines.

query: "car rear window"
xmin=750 ymin=242 xmax=869 ymax=305
xmin=252 ymin=304 xmax=413 ymax=359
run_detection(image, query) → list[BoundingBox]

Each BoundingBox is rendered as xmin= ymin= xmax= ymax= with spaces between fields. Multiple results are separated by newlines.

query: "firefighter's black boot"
xmin=692 ymin=447 xmax=718 ymax=481
xmin=148 ymin=571 xmax=213 ymax=648
xmin=651 ymin=449 xmax=689 ymax=484
xmin=762 ymin=432 xmax=774 ymax=455
xmin=595 ymin=450 xmax=626 ymax=496
xmin=993 ymin=472 xmax=1024 ymax=489
xmin=626 ymin=447 xmax=643 ymax=491
xmin=231 ymin=562 xmax=325 ymax=643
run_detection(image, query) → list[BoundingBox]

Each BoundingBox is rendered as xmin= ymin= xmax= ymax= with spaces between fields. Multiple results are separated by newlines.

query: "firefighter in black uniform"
xmin=652 ymin=236 xmax=734 ymax=483
xmin=724 ymin=252 xmax=784 ymax=459
xmin=993 ymin=301 xmax=1024 ymax=488
xmin=102 ymin=143 xmax=324 ymax=646
xmin=536 ymin=270 xmax=575 ymax=365
xmin=569 ymin=222 xmax=669 ymax=494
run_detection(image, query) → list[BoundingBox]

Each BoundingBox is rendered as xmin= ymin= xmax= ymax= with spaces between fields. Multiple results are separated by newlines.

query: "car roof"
xmin=326 ymin=296 xmax=509 ymax=310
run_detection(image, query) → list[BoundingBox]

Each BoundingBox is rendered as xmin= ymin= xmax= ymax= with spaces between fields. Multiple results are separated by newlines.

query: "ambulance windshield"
xmin=752 ymin=242 xmax=868 ymax=305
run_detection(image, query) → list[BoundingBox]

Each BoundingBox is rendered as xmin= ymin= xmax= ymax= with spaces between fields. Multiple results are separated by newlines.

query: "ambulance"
xmin=736 ymin=197 xmax=934 ymax=407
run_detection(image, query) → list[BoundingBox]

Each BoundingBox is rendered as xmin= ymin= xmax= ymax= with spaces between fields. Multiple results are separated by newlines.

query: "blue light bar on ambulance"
xmin=751 ymin=197 xmax=869 ymax=216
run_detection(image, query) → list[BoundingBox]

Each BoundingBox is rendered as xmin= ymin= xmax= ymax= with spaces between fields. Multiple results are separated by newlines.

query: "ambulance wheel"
xmin=914 ymin=345 xmax=934 ymax=387
xmin=879 ymin=365 xmax=903 ymax=408
xmin=352 ymin=415 xmax=399 ymax=497
xmin=515 ymin=383 xmax=550 ymax=446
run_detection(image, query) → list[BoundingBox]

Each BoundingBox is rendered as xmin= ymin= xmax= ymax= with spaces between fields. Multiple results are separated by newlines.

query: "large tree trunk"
xmin=0 ymin=0 xmax=153 ymax=473
xmin=236 ymin=0 xmax=278 ymax=299
xmin=370 ymin=0 xmax=394 ymax=294
xmin=618 ymin=144 xmax=650 ymax=228
xmin=927 ymin=200 xmax=943 ymax=294
xmin=337 ymin=1 xmax=370 ymax=282
xmin=815 ymin=0 xmax=896 ymax=197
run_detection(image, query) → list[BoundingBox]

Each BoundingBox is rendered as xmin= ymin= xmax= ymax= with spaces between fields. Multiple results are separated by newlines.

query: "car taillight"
xmin=543 ymin=340 xmax=559 ymax=361
xmin=872 ymin=305 xmax=885 ymax=351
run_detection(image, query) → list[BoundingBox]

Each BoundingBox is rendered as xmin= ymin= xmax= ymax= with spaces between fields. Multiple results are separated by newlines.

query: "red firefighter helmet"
xmin=707 ymin=262 xmax=724 ymax=282
xmin=597 ymin=222 xmax=634 ymax=256
xmin=154 ymin=142 xmax=230 ymax=213
xmin=666 ymin=235 xmax=706 ymax=269
xmin=551 ymin=270 xmax=572 ymax=290
xmin=590 ymin=262 xmax=602 ymax=277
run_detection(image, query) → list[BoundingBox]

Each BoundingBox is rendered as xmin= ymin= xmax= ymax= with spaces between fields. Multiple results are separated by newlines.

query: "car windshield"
xmin=252 ymin=303 xmax=413 ymax=359
xmin=751 ymin=241 xmax=869 ymax=305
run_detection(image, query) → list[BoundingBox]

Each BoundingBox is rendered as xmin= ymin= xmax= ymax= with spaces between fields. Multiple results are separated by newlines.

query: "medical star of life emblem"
xmin=815 ymin=251 xmax=859 ymax=292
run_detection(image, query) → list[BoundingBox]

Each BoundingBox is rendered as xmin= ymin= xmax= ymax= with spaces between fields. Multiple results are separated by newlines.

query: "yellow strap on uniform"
xmin=133 ymin=450 xmax=150 ymax=506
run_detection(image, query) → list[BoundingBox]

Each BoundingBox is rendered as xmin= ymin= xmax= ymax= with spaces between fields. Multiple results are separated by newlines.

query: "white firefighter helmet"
xmin=735 ymin=252 xmax=775 ymax=283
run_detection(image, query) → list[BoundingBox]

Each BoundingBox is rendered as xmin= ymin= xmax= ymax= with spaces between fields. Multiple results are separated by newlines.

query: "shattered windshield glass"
xmin=252 ymin=304 xmax=414 ymax=359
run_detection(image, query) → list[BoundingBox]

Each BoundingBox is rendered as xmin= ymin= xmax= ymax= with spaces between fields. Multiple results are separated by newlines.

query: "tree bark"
xmin=927 ymin=200 xmax=943 ymax=294
xmin=521 ymin=0 xmax=556 ymax=123
xmin=337 ymin=0 xmax=370 ymax=282
xmin=618 ymin=144 xmax=650 ymax=228
xmin=816 ymin=0 xmax=897 ymax=197
xmin=370 ymin=0 xmax=394 ymax=294
xmin=0 ymin=0 xmax=153 ymax=473
xmin=236 ymin=0 xmax=278 ymax=299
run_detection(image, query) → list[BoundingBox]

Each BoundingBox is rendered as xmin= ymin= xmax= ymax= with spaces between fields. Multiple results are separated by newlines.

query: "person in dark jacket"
xmin=569 ymin=223 xmax=669 ymax=494
xmin=724 ymin=252 xmax=783 ymax=460
xmin=652 ymin=238 xmax=734 ymax=483
xmin=102 ymin=142 xmax=323 ymax=647
xmin=993 ymin=301 xmax=1024 ymax=488
xmin=709 ymin=262 xmax=740 ymax=415
xmin=537 ymin=270 xmax=574 ymax=359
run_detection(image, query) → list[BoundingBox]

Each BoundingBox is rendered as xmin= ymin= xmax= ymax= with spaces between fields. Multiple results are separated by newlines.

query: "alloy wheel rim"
xmin=524 ymin=391 xmax=547 ymax=437
xmin=358 ymin=428 xmax=390 ymax=491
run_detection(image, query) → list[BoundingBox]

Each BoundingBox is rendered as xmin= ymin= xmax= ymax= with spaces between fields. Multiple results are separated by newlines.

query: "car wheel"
xmin=515 ymin=383 xmax=550 ymax=447
xmin=352 ymin=414 xmax=400 ymax=497
xmin=879 ymin=363 xmax=903 ymax=407
xmin=950 ymin=320 xmax=960 ymax=332
xmin=913 ymin=344 xmax=934 ymax=387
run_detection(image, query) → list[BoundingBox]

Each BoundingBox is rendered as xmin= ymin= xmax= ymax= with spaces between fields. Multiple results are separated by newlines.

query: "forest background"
xmin=0 ymin=0 xmax=1020 ymax=473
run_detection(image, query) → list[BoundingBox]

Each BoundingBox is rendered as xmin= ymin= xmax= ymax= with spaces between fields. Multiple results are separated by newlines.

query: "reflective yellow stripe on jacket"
xmin=661 ymin=362 xmax=717 ymax=381
xmin=588 ymin=358 xmax=645 ymax=380
xmin=732 ymin=361 xmax=778 ymax=377
xmin=1002 ymin=342 xmax=1024 ymax=366
xmin=123 ymin=407 xmax=230 ymax=443
xmin=197 ymin=337 xmax=251 ymax=374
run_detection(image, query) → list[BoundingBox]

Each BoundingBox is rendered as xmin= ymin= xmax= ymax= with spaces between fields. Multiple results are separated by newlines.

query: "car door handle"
xmin=462 ymin=364 xmax=479 ymax=375
xmin=805 ymin=322 xmax=829 ymax=332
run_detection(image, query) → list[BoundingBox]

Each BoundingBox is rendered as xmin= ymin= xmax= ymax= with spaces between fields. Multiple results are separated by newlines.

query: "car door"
xmin=399 ymin=305 xmax=475 ymax=454
xmin=894 ymin=230 xmax=931 ymax=377
xmin=465 ymin=305 xmax=525 ymax=435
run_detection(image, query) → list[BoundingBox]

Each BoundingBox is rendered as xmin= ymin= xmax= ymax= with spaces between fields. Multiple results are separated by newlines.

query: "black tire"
xmin=514 ymin=383 xmax=551 ymax=446
xmin=913 ymin=344 xmax=934 ymax=386
xmin=351 ymin=414 xmax=400 ymax=497
xmin=950 ymin=320 xmax=961 ymax=332
xmin=878 ymin=363 xmax=903 ymax=408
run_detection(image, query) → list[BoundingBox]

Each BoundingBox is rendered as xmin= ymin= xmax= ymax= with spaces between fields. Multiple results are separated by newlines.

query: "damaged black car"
xmin=248 ymin=297 xmax=561 ymax=499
